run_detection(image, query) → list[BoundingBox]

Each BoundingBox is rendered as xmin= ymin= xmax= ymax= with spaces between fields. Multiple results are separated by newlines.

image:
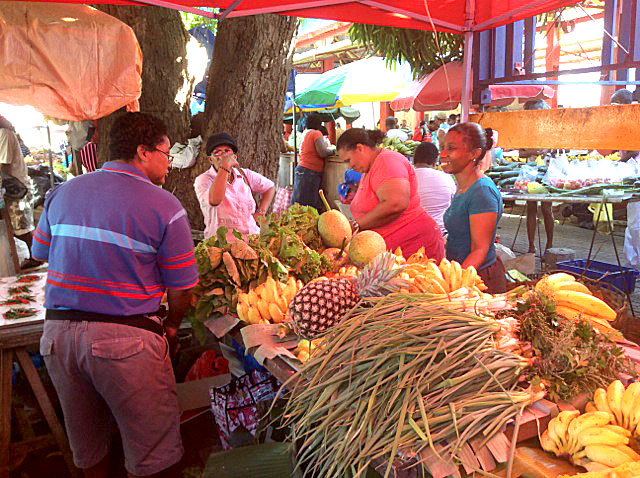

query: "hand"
xmin=164 ymin=324 xmax=179 ymax=361
xmin=219 ymin=152 xmax=238 ymax=170
xmin=253 ymin=211 xmax=265 ymax=223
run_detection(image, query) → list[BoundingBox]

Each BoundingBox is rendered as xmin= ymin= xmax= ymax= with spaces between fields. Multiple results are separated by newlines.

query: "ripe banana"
xmin=449 ymin=261 xmax=462 ymax=290
xmin=594 ymin=388 xmax=614 ymax=415
xmin=585 ymin=402 xmax=597 ymax=413
xmin=549 ymin=410 xmax=580 ymax=451
xmin=583 ymin=444 xmax=636 ymax=468
xmin=540 ymin=429 xmax=562 ymax=456
xmin=556 ymin=281 xmax=592 ymax=295
xmin=620 ymin=382 xmax=640 ymax=429
xmin=554 ymin=290 xmax=617 ymax=321
xmin=607 ymin=380 xmax=625 ymax=426
xmin=575 ymin=426 xmax=629 ymax=448
xmin=566 ymin=411 xmax=614 ymax=453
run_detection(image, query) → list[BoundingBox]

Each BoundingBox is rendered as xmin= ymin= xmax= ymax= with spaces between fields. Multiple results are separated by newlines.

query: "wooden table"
xmin=0 ymin=320 xmax=79 ymax=478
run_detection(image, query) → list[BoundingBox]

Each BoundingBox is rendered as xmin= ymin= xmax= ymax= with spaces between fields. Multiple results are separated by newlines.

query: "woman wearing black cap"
xmin=194 ymin=132 xmax=275 ymax=239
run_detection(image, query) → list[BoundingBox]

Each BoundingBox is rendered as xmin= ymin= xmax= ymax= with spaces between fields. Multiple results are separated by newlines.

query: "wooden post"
xmin=326 ymin=121 xmax=336 ymax=145
xmin=379 ymin=102 xmax=393 ymax=131
xmin=545 ymin=23 xmax=560 ymax=108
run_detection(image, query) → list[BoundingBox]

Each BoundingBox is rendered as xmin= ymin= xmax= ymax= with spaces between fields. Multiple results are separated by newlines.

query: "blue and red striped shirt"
xmin=33 ymin=161 xmax=198 ymax=316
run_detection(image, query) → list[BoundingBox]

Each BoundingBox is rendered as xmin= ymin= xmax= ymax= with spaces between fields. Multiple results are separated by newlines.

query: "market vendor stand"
xmin=0 ymin=274 xmax=80 ymax=478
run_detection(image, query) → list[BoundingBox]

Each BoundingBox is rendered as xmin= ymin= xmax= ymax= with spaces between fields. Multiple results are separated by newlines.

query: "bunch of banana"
xmin=293 ymin=338 xmax=325 ymax=363
xmin=585 ymin=381 xmax=640 ymax=435
xmin=536 ymin=273 xmax=618 ymax=335
xmin=396 ymin=258 xmax=487 ymax=295
xmin=236 ymin=276 xmax=304 ymax=325
xmin=541 ymin=409 xmax=639 ymax=469
xmin=559 ymin=461 xmax=640 ymax=477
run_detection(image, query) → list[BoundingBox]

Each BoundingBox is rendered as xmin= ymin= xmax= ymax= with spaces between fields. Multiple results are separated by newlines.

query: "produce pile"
xmin=189 ymin=205 xmax=332 ymax=334
xmin=508 ymin=276 xmax=634 ymax=402
xmin=279 ymin=293 xmax=544 ymax=477
xmin=542 ymin=380 xmax=640 ymax=472
xmin=381 ymin=136 xmax=421 ymax=157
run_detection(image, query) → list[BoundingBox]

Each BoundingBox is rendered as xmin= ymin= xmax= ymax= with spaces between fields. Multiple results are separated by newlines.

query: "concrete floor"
xmin=497 ymin=201 xmax=639 ymax=314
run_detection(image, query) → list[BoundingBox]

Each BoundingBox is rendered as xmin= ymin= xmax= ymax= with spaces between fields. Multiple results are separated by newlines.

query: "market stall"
xmin=186 ymin=195 xmax=640 ymax=477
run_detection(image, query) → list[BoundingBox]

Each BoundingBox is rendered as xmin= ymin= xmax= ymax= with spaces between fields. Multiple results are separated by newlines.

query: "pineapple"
xmin=289 ymin=252 xmax=406 ymax=339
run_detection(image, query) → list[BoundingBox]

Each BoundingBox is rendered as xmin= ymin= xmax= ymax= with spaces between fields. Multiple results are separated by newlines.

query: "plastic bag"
xmin=514 ymin=164 xmax=538 ymax=191
xmin=588 ymin=203 xmax=614 ymax=235
xmin=170 ymin=136 xmax=202 ymax=169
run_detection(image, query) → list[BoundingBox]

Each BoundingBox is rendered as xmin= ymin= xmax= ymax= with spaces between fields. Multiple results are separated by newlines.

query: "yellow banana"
xmin=607 ymin=380 xmax=625 ymax=426
xmin=248 ymin=289 xmax=260 ymax=307
xmin=604 ymin=425 xmax=632 ymax=437
xmin=625 ymin=390 xmax=640 ymax=435
xmin=461 ymin=265 xmax=478 ymax=288
xmin=554 ymin=290 xmax=616 ymax=321
xmin=296 ymin=279 xmax=304 ymax=291
xmin=236 ymin=302 xmax=249 ymax=322
xmin=535 ymin=273 xmax=575 ymax=293
xmin=423 ymin=261 xmax=445 ymax=281
xmin=550 ymin=410 xmax=580 ymax=450
xmin=268 ymin=303 xmax=284 ymax=323
xmin=567 ymin=411 xmax=614 ymax=452
xmin=257 ymin=299 xmax=271 ymax=321
xmin=439 ymin=259 xmax=451 ymax=289
xmin=247 ymin=306 xmax=262 ymax=324
xmin=449 ymin=261 xmax=462 ymax=291
xmin=615 ymin=444 xmax=640 ymax=460
xmin=576 ymin=426 xmax=629 ymax=447
xmin=585 ymin=402 xmax=597 ymax=413
xmin=620 ymin=382 xmax=640 ymax=429
xmin=594 ymin=388 xmax=613 ymax=415
xmin=583 ymin=445 xmax=635 ymax=468
xmin=555 ymin=281 xmax=592 ymax=295
xmin=540 ymin=429 xmax=562 ymax=456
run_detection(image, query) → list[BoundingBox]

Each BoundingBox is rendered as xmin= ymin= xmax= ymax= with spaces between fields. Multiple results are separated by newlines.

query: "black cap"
xmin=206 ymin=132 xmax=238 ymax=155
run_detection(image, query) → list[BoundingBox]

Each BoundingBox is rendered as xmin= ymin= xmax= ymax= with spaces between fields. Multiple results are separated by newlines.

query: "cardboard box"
xmin=177 ymin=373 xmax=231 ymax=413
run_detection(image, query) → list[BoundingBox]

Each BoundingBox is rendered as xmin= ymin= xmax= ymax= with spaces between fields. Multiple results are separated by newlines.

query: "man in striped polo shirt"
xmin=33 ymin=112 xmax=198 ymax=477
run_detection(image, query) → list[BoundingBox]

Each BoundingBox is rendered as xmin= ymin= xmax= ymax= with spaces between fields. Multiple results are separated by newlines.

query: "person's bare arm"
xmin=314 ymin=137 xmax=334 ymax=158
xmin=354 ymin=178 xmax=410 ymax=230
xmin=208 ymin=152 xmax=238 ymax=206
xmin=254 ymin=186 xmax=276 ymax=221
xmin=461 ymin=212 xmax=498 ymax=269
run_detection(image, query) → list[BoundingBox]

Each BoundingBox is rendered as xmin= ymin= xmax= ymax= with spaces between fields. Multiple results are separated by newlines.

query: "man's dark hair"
xmin=413 ymin=142 xmax=439 ymax=166
xmin=319 ymin=125 xmax=329 ymax=136
xmin=610 ymin=89 xmax=633 ymax=105
xmin=385 ymin=116 xmax=397 ymax=129
xmin=109 ymin=112 xmax=168 ymax=162
xmin=448 ymin=114 xmax=457 ymax=121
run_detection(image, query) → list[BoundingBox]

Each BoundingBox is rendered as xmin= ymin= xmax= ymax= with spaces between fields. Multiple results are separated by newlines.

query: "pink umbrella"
xmin=391 ymin=61 xmax=554 ymax=112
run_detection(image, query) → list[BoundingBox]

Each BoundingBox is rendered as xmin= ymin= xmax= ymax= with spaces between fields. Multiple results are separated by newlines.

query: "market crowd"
xmin=9 ymin=109 xmax=503 ymax=477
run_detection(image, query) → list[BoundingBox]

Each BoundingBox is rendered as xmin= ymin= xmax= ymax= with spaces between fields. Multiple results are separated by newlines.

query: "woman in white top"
xmin=413 ymin=142 xmax=456 ymax=235
xmin=194 ymin=132 xmax=275 ymax=239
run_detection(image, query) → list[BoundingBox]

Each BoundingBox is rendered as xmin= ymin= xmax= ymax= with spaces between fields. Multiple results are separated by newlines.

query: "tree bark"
xmin=165 ymin=14 xmax=297 ymax=230
xmin=93 ymin=6 xmax=193 ymax=165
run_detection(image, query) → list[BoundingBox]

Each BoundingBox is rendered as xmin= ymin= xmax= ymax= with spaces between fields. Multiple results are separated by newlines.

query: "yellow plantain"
xmin=585 ymin=402 xmax=597 ymax=413
xmin=615 ymin=444 xmax=640 ymax=460
xmin=461 ymin=265 xmax=478 ymax=288
xmin=236 ymin=302 xmax=249 ymax=322
xmin=550 ymin=410 xmax=580 ymax=451
xmin=603 ymin=424 xmax=632 ymax=437
xmin=248 ymin=289 xmax=260 ymax=307
xmin=620 ymin=382 xmax=640 ymax=429
xmin=555 ymin=281 xmax=592 ymax=295
xmin=247 ymin=305 xmax=262 ymax=324
xmin=268 ymin=303 xmax=284 ymax=323
xmin=439 ymin=258 xmax=451 ymax=288
xmin=625 ymin=390 xmax=640 ymax=435
xmin=607 ymin=380 xmax=625 ymax=426
xmin=583 ymin=445 xmax=635 ymax=468
xmin=449 ymin=261 xmax=462 ymax=291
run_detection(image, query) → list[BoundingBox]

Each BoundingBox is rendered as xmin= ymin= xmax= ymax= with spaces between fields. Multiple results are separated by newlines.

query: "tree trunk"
xmin=165 ymin=14 xmax=297 ymax=230
xmin=93 ymin=6 xmax=193 ymax=165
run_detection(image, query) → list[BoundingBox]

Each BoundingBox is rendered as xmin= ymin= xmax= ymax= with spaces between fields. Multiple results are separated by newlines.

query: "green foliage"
xmin=348 ymin=24 xmax=464 ymax=79
xmin=180 ymin=9 xmax=218 ymax=34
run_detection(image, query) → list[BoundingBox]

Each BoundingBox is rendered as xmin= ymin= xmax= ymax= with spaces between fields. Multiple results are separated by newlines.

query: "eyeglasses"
xmin=154 ymin=148 xmax=174 ymax=163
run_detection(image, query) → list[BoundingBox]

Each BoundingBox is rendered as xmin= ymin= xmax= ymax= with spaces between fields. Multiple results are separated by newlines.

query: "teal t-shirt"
xmin=443 ymin=177 xmax=502 ymax=270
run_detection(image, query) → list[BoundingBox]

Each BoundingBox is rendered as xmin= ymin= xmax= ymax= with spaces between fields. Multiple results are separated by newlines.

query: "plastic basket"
xmin=555 ymin=259 xmax=639 ymax=294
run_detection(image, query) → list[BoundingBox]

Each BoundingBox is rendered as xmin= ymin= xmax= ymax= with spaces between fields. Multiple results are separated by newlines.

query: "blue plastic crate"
xmin=555 ymin=259 xmax=640 ymax=293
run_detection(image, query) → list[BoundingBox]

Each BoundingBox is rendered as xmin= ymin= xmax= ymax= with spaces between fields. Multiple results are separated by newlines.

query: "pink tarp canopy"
xmin=0 ymin=2 xmax=142 ymax=121
xmin=391 ymin=61 xmax=554 ymax=112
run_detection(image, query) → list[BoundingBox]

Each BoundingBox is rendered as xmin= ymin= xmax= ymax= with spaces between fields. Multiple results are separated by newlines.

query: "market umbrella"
xmin=0 ymin=3 xmax=142 ymax=121
xmin=391 ymin=61 xmax=554 ymax=112
xmin=294 ymin=57 xmax=412 ymax=108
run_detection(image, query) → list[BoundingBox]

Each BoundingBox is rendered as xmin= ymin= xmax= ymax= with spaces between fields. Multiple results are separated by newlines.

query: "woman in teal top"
xmin=441 ymin=122 xmax=506 ymax=293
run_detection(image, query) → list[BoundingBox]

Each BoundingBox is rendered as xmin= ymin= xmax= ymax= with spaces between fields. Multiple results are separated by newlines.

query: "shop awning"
xmin=0 ymin=3 xmax=142 ymax=121
xmin=391 ymin=61 xmax=554 ymax=112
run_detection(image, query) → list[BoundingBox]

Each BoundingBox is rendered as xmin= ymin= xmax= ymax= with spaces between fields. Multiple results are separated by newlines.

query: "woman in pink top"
xmin=336 ymin=128 xmax=444 ymax=260
xmin=194 ymin=132 xmax=276 ymax=239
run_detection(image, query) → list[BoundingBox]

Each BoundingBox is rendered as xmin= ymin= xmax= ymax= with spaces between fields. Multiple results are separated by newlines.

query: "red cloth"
xmin=79 ymin=142 xmax=97 ymax=172
xmin=412 ymin=127 xmax=431 ymax=142
xmin=350 ymin=149 xmax=444 ymax=260
xmin=299 ymin=129 xmax=325 ymax=172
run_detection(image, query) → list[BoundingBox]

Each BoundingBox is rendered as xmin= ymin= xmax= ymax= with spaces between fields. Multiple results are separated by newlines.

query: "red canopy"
xmin=13 ymin=0 xmax=582 ymax=33
xmin=391 ymin=61 xmax=554 ymax=112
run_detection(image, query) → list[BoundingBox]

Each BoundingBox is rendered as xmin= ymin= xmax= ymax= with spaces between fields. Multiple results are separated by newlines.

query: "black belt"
xmin=45 ymin=309 xmax=164 ymax=337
